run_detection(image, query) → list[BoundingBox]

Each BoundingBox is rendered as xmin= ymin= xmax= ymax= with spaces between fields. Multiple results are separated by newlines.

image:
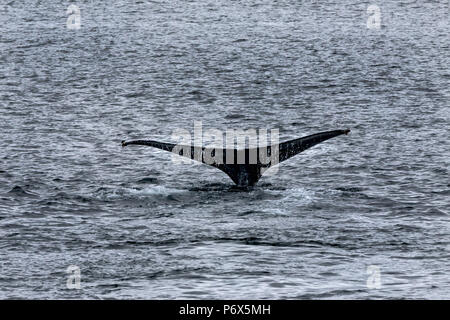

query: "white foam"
xmin=126 ymin=185 xmax=185 ymax=197
xmin=95 ymin=185 xmax=186 ymax=201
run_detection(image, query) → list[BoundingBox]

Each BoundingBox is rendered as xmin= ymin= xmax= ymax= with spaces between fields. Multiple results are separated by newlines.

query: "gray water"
xmin=0 ymin=0 xmax=449 ymax=299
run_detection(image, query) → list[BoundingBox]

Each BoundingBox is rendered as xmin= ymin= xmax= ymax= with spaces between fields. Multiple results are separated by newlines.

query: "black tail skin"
xmin=122 ymin=129 xmax=350 ymax=186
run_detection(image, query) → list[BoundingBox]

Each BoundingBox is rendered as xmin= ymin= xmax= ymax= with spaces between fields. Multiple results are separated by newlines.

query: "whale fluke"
xmin=122 ymin=129 xmax=350 ymax=186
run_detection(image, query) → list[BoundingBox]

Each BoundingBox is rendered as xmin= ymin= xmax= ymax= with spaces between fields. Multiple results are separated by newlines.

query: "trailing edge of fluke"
xmin=122 ymin=129 xmax=351 ymax=186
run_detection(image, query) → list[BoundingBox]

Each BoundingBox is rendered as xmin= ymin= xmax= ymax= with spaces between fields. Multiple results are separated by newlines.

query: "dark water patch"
xmin=137 ymin=177 xmax=158 ymax=184
xmin=423 ymin=208 xmax=447 ymax=216
xmin=18 ymin=211 xmax=47 ymax=218
xmin=0 ymin=170 xmax=14 ymax=178
xmin=335 ymin=187 xmax=365 ymax=192
xmin=237 ymin=210 xmax=261 ymax=216
xmin=123 ymin=91 xmax=146 ymax=98
xmin=187 ymin=183 xmax=231 ymax=192
xmin=393 ymin=224 xmax=424 ymax=232
xmin=166 ymin=194 xmax=180 ymax=202
xmin=430 ymin=189 xmax=450 ymax=196
xmin=6 ymin=186 xmax=37 ymax=198
xmin=52 ymin=192 xmax=94 ymax=204
xmin=224 ymin=113 xmax=245 ymax=119
xmin=240 ymin=237 xmax=346 ymax=249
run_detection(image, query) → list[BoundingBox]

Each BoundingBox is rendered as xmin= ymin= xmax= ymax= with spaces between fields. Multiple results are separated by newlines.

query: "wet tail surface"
xmin=122 ymin=129 xmax=351 ymax=186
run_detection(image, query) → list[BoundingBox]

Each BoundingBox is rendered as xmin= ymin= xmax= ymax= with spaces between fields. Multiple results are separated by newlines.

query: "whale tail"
xmin=122 ymin=129 xmax=350 ymax=186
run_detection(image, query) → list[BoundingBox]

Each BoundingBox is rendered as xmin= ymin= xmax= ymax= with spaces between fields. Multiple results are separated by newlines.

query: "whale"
xmin=122 ymin=129 xmax=350 ymax=186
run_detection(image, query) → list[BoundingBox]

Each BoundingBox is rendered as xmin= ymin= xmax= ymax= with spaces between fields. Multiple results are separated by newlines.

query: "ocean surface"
xmin=0 ymin=0 xmax=449 ymax=299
